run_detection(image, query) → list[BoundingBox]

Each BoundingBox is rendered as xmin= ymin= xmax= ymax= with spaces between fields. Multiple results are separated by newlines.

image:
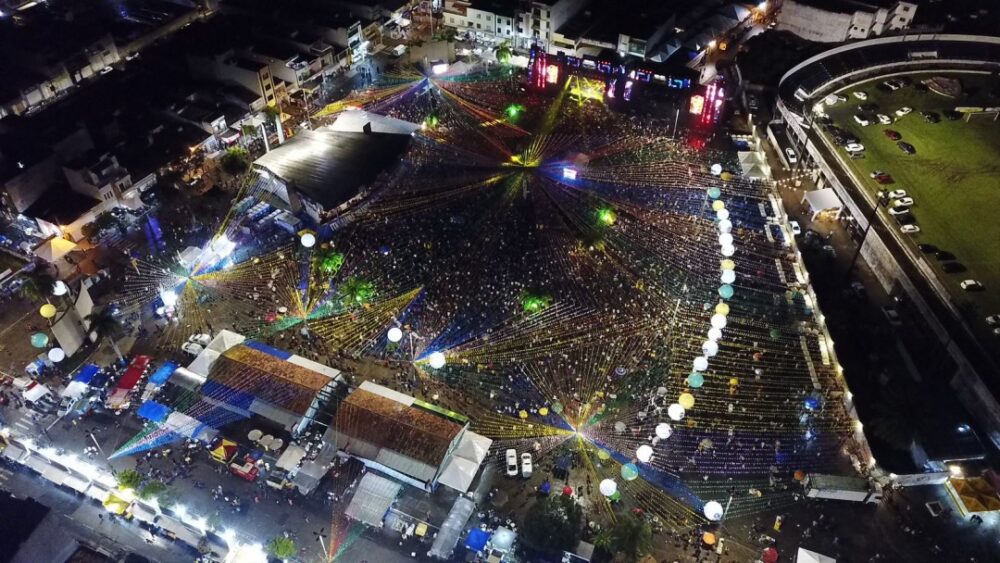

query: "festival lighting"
xmin=159 ymin=288 xmax=178 ymax=309
xmin=597 ymin=208 xmax=617 ymax=226
xmin=300 ymin=232 xmax=316 ymax=248
xmin=693 ymin=356 xmax=709 ymax=371
xmin=432 ymin=62 xmax=449 ymax=75
xmin=428 ymin=351 xmax=446 ymax=369
xmin=562 ymin=167 xmax=578 ymax=180
xmin=655 ymin=423 xmax=672 ymax=439
xmin=600 ymin=478 xmax=617 ymax=496
xmin=52 ymin=280 xmax=68 ymax=296
xmin=703 ymin=500 xmax=724 ymax=521
xmin=636 ymin=445 xmax=653 ymax=463
xmin=668 ymin=404 xmax=686 ymax=421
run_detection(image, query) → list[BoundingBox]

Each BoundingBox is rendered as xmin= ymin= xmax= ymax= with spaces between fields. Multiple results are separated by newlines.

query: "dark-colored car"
xmin=914 ymin=82 xmax=929 ymax=92
xmin=897 ymin=141 xmax=916 ymax=154
xmin=884 ymin=129 xmax=902 ymax=140
xmin=858 ymin=102 xmax=880 ymax=112
xmin=876 ymin=83 xmax=892 ymax=93
xmin=874 ymin=174 xmax=894 ymax=184
xmin=943 ymin=110 xmax=962 ymax=121
xmin=942 ymin=262 xmax=967 ymax=273
xmin=918 ymin=243 xmax=938 ymax=253
xmin=935 ymin=250 xmax=956 ymax=261
xmin=921 ymin=111 xmax=940 ymax=123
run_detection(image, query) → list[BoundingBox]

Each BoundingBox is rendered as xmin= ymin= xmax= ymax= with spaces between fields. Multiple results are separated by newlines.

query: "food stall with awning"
xmin=62 ymin=474 xmax=91 ymax=494
xmin=103 ymin=491 xmax=133 ymax=516
xmin=210 ymin=438 xmax=238 ymax=463
xmin=40 ymin=463 xmax=70 ymax=486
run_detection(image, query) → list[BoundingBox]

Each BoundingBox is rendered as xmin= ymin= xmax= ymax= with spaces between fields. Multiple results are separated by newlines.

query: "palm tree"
xmin=494 ymin=40 xmax=513 ymax=65
xmin=86 ymin=306 xmax=125 ymax=363
xmin=19 ymin=262 xmax=56 ymax=303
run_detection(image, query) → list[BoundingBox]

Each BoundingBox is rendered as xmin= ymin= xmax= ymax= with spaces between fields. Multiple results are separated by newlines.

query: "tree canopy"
xmin=595 ymin=514 xmax=653 ymax=562
xmin=220 ymin=147 xmax=251 ymax=175
xmin=521 ymin=494 xmax=583 ymax=556
xmin=116 ymin=469 xmax=142 ymax=490
xmin=267 ymin=536 xmax=297 ymax=559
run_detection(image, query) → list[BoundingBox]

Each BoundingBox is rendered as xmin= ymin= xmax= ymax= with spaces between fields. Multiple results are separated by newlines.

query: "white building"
xmin=443 ymin=0 xmax=518 ymax=43
xmin=776 ymin=0 xmax=918 ymax=43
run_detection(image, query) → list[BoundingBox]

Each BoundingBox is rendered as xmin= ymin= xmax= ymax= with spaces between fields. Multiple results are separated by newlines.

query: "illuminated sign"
xmin=562 ymin=167 xmax=578 ymax=180
xmin=689 ymin=94 xmax=705 ymax=115
xmin=546 ymin=64 xmax=559 ymax=84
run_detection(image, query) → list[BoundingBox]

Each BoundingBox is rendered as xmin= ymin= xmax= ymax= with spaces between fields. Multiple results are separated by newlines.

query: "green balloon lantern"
xmin=30 ymin=332 xmax=49 ymax=348
xmin=621 ymin=463 xmax=639 ymax=481
xmin=609 ymin=490 xmax=622 ymax=501
xmin=597 ymin=449 xmax=611 ymax=461
xmin=552 ymin=402 xmax=564 ymax=414
xmin=687 ymin=372 xmax=705 ymax=388
xmin=719 ymin=284 xmax=735 ymax=299
xmin=707 ymin=187 xmax=722 ymax=199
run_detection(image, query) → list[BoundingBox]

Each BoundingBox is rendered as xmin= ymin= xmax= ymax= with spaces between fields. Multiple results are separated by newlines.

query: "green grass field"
xmin=822 ymin=72 xmax=1000 ymax=332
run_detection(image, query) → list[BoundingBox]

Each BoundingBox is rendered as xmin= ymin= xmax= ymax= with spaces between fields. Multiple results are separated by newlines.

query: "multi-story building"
xmin=515 ymin=0 xmax=589 ymax=52
xmin=443 ymin=0 xmax=518 ymax=43
xmin=776 ymin=0 xmax=918 ymax=43
xmin=189 ymin=49 xmax=284 ymax=107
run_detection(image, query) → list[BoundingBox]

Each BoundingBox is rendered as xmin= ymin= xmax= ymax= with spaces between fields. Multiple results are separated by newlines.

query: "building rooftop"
xmin=23 ymin=184 xmax=101 ymax=225
xmin=253 ymin=127 xmax=411 ymax=210
xmin=208 ymin=343 xmax=334 ymax=415
xmin=334 ymin=388 xmax=464 ymax=468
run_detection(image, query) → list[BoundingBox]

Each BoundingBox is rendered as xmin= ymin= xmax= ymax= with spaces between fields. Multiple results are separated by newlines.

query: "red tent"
xmin=762 ymin=547 xmax=779 ymax=563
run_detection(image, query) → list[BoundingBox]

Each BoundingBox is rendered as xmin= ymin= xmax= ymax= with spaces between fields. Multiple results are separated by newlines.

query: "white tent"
xmin=437 ymin=431 xmax=493 ymax=493
xmin=275 ymin=443 xmax=308 ymax=471
xmin=34 ymin=238 xmax=78 ymax=263
xmin=344 ymin=473 xmax=402 ymax=527
xmin=797 ymin=547 xmax=836 ymax=563
xmin=330 ymin=110 xmax=421 ymax=135
xmin=61 ymin=381 xmax=90 ymax=400
xmin=802 ymin=188 xmax=843 ymax=220
xmin=23 ymin=382 xmax=51 ymax=403
xmin=738 ymin=151 xmax=770 ymax=179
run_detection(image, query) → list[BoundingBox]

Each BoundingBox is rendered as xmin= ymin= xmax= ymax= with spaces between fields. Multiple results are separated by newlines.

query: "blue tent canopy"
xmin=465 ymin=529 xmax=489 ymax=552
xmin=148 ymin=361 xmax=178 ymax=386
xmin=136 ymin=400 xmax=171 ymax=423
xmin=73 ymin=364 xmax=100 ymax=384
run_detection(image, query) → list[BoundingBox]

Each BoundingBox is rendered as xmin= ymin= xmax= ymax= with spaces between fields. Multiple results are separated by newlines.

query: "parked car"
xmin=99 ymin=66 xmax=114 ymax=75
xmin=188 ymin=333 xmax=211 ymax=347
xmin=917 ymin=244 xmax=937 ymax=253
xmin=935 ymin=251 xmax=956 ymax=261
xmin=888 ymin=205 xmax=911 ymax=216
xmin=785 ymin=147 xmax=798 ymax=164
xmin=986 ymin=314 xmax=1000 ymax=326
xmin=897 ymin=141 xmax=916 ymax=155
xmin=960 ymin=280 xmax=984 ymax=291
xmin=853 ymin=114 xmax=871 ymax=127
xmin=845 ymin=142 xmax=865 ymax=152
xmin=521 ymin=453 xmax=533 ymax=478
xmin=181 ymin=342 xmax=204 ymax=356
xmin=942 ymin=262 xmax=967 ymax=273
xmin=849 ymin=281 xmax=868 ymax=301
xmin=894 ymin=106 xmax=913 ymax=117
xmin=888 ymin=190 xmax=907 ymax=199
xmin=943 ymin=110 xmax=962 ymax=121
xmin=790 ymin=220 xmax=802 ymax=236
xmin=874 ymin=173 xmax=894 ymax=184
xmin=505 ymin=449 xmax=518 ymax=476
xmin=884 ymin=80 xmax=902 ymax=91
xmin=893 ymin=197 xmax=914 ymax=207
xmin=921 ymin=111 xmax=940 ymax=123
xmin=882 ymin=306 xmax=903 ymax=326
xmin=877 ymin=114 xmax=893 ymax=125
xmin=883 ymin=129 xmax=901 ymax=140
xmin=900 ymin=224 xmax=920 ymax=234
xmin=853 ymin=91 xmax=868 ymax=100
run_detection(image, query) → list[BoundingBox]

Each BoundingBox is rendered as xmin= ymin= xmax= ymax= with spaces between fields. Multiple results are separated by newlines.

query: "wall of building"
xmin=2 ymin=155 xmax=61 ymax=213
xmin=776 ymin=1 xmax=917 ymax=43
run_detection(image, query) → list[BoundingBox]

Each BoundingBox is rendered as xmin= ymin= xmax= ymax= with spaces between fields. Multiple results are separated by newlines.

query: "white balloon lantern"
xmin=708 ymin=327 xmax=723 ymax=342
xmin=52 ymin=280 xmax=68 ymax=296
xmin=721 ymin=245 xmax=736 ymax=257
xmin=299 ymin=232 xmax=316 ymax=248
xmin=48 ymin=347 xmax=66 ymax=362
xmin=655 ymin=423 xmax=673 ymax=439
xmin=721 ymin=270 xmax=736 ymax=284
xmin=702 ymin=340 xmax=719 ymax=357
xmin=703 ymin=500 xmax=725 ymax=521
xmin=718 ymin=219 xmax=732 ymax=234
xmin=668 ymin=403 xmax=686 ymax=421
xmin=387 ymin=327 xmax=403 ymax=343
xmin=716 ymin=208 xmax=730 ymax=221
xmin=636 ymin=445 xmax=654 ymax=463
xmin=710 ymin=314 xmax=727 ymax=329
xmin=693 ymin=356 xmax=709 ymax=372
xmin=718 ymin=233 xmax=734 ymax=247
xmin=710 ymin=163 xmax=723 ymax=176
xmin=599 ymin=479 xmax=618 ymax=497
xmin=428 ymin=351 xmax=446 ymax=369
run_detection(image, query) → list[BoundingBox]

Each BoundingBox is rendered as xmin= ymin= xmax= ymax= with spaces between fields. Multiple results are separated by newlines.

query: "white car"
xmin=895 ymin=106 xmax=913 ymax=117
xmin=888 ymin=206 xmax=910 ymax=216
xmin=900 ymin=224 xmax=920 ymax=234
xmin=785 ymin=147 xmax=798 ymax=164
xmin=521 ymin=453 xmax=533 ymax=478
xmin=869 ymin=170 xmax=888 ymax=178
xmin=789 ymin=220 xmax=802 ymax=236
xmin=505 ymin=449 xmax=518 ymax=476
xmin=960 ymin=280 xmax=984 ymax=291
xmin=188 ymin=333 xmax=212 ymax=346
xmin=884 ymin=80 xmax=902 ymax=91
xmin=853 ymin=91 xmax=868 ymax=100
xmin=853 ymin=114 xmax=871 ymax=127
xmin=845 ymin=142 xmax=865 ymax=153
xmin=888 ymin=190 xmax=907 ymax=199
xmin=986 ymin=315 xmax=1000 ymax=326
xmin=181 ymin=342 xmax=204 ymax=356
xmin=893 ymin=197 xmax=914 ymax=207
xmin=99 ymin=66 xmax=114 ymax=75
xmin=877 ymin=114 xmax=893 ymax=125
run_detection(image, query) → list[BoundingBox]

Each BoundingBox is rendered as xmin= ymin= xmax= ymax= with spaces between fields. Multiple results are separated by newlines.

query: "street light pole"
xmin=88 ymin=431 xmax=116 ymax=475
xmin=842 ymin=191 xmax=889 ymax=284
